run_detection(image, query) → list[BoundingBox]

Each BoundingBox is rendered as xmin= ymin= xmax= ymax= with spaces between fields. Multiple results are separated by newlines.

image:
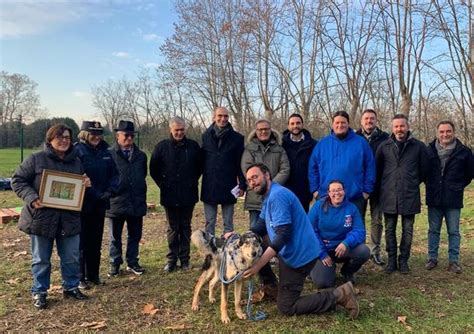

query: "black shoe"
xmin=63 ymin=288 xmax=89 ymax=300
xmin=425 ymin=259 xmax=438 ymax=270
xmin=342 ymin=273 xmax=355 ymax=284
xmin=88 ymin=277 xmax=105 ymax=286
xmin=127 ymin=263 xmax=145 ymax=275
xmin=180 ymin=263 xmax=190 ymax=271
xmin=399 ymin=261 xmax=410 ymax=274
xmin=108 ymin=264 xmax=120 ymax=277
xmin=33 ymin=293 xmax=47 ymax=309
xmin=163 ymin=263 xmax=176 ymax=273
xmin=384 ymin=261 xmax=397 ymax=274
xmin=78 ymin=280 xmax=90 ymax=290
xmin=371 ymin=254 xmax=386 ymax=266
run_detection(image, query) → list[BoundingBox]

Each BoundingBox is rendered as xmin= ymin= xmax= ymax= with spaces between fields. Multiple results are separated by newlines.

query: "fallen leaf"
xmin=435 ymin=312 xmax=446 ymax=318
xmin=80 ymin=321 xmax=107 ymax=329
xmin=165 ymin=324 xmax=193 ymax=330
xmin=6 ymin=278 xmax=20 ymax=285
xmin=143 ymin=303 xmax=159 ymax=315
xmin=13 ymin=251 xmax=27 ymax=257
xmin=397 ymin=316 xmax=407 ymax=325
xmin=369 ymin=302 xmax=375 ymax=308
xmin=48 ymin=285 xmax=62 ymax=293
xmin=2 ymin=242 xmax=16 ymax=248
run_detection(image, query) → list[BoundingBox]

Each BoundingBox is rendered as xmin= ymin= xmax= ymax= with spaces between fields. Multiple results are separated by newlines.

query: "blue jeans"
xmin=108 ymin=215 xmax=143 ymax=266
xmin=428 ymin=207 xmax=461 ymax=263
xmin=30 ymin=234 xmax=80 ymax=294
xmin=203 ymin=203 xmax=234 ymax=235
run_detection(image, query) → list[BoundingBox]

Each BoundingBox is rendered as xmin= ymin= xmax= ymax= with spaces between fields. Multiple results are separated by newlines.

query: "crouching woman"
xmin=11 ymin=124 xmax=91 ymax=309
xmin=308 ymin=180 xmax=370 ymax=288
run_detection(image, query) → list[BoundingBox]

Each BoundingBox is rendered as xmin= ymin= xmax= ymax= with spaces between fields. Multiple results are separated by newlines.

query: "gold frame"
xmin=39 ymin=169 xmax=86 ymax=211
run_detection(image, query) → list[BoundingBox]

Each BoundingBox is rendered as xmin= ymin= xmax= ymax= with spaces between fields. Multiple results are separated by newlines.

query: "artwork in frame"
xmin=39 ymin=169 xmax=86 ymax=211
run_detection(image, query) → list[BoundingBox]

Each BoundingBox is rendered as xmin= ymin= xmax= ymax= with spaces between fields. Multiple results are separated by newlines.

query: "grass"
xmin=0 ymin=148 xmax=473 ymax=332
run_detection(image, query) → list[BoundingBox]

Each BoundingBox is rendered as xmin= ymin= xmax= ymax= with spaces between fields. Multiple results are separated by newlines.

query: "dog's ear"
xmin=238 ymin=237 xmax=243 ymax=247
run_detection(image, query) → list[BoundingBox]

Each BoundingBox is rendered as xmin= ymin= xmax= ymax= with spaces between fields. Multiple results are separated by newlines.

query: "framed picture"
xmin=39 ymin=169 xmax=86 ymax=211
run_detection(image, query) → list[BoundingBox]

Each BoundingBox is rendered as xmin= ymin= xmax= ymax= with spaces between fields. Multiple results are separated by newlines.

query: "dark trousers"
xmin=310 ymin=244 xmax=370 ymax=289
xmin=361 ymin=197 xmax=384 ymax=255
xmin=108 ymin=215 xmax=143 ymax=266
xmin=79 ymin=208 xmax=106 ymax=281
xmin=384 ymin=213 xmax=415 ymax=263
xmin=277 ymin=258 xmax=336 ymax=316
xmin=164 ymin=205 xmax=194 ymax=265
xmin=351 ymin=196 xmax=367 ymax=225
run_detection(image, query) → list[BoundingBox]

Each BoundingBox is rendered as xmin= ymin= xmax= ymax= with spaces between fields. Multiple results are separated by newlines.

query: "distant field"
xmin=0 ymin=148 xmax=36 ymax=177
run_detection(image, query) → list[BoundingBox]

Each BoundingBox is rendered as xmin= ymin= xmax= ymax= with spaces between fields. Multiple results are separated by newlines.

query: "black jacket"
xmin=282 ymin=129 xmax=316 ymax=206
xmin=200 ymin=123 xmax=246 ymax=205
xmin=425 ymin=139 xmax=473 ymax=208
xmin=375 ymin=133 xmax=429 ymax=215
xmin=106 ymin=143 xmax=147 ymax=217
xmin=75 ymin=140 xmax=119 ymax=213
xmin=12 ymin=144 xmax=84 ymax=238
xmin=150 ymin=136 xmax=202 ymax=207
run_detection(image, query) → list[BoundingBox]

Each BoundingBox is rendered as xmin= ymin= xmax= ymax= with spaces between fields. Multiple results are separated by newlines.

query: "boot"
xmin=398 ymin=256 xmax=410 ymax=274
xmin=334 ymin=282 xmax=359 ymax=320
xmin=384 ymin=256 xmax=397 ymax=274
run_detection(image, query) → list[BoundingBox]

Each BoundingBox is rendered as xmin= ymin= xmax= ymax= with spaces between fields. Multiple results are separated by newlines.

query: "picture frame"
xmin=38 ymin=169 xmax=86 ymax=212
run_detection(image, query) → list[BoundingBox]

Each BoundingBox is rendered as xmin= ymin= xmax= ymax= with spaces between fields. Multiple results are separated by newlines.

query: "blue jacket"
xmin=308 ymin=198 xmax=366 ymax=260
xmin=308 ymin=129 xmax=375 ymax=200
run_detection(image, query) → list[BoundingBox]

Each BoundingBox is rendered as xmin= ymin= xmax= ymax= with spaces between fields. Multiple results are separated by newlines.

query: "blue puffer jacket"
xmin=308 ymin=198 xmax=366 ymax=260
xmin=308 ymin=129 xmax=375 ymax=200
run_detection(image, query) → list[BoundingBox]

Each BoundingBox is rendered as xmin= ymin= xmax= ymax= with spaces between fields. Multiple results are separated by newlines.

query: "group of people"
xmin=11 ymin=106 xmax=473 ymax=320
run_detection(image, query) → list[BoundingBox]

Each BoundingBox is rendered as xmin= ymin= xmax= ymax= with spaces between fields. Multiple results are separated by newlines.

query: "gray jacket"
xmin=11 ymin=144 xmax=84 ymax=238
xmin=241 ymin=129 xmax=290 ymax=210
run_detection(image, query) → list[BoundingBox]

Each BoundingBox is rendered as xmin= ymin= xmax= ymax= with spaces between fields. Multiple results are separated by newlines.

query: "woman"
xmin=12 ymin=124 xmax=91 ymax=309
xmin=76 ymin=121 xmax=119 ymax=289
xmin=308 ymin=180 xmax=370 ymax=288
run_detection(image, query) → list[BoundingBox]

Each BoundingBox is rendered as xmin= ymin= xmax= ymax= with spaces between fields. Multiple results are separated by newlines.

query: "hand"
xmin=335 ymin=243 xmax=348 ymax=258
xmin=363 ymin=192 xmax=370 ymax=200
xmin=83 ymin=174 xmax=92 ymax=188
xmin=313 ymin=191 xmax=319 ymax=200
xmin=32 ymin=199 xmax=43 ymax=209
xmin=243 ymin=265 xmax=258 ymax=279
xmin=223 ymin=231 xmax=235 ymax=239
xmin=321 ymin=256 xmax=333 ymax=267
xmin=238 ymin=189 xmax=245 ymax=197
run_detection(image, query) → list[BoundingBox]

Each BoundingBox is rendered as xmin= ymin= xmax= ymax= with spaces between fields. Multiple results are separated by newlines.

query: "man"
xmin=308 ymin=110 xmax=375 ymax=217
xmin=375 ymin=114 xmax=429 ymax=274
xmin=241 ymin=118 xmax=290 ymax=227
xmin=356 ymin=109 xmax=390 ymax=266
xmin=150 ymin=116 xmax=202 ymax=273
xmin=425 ymin=121 xmax=473 ymax=273
xmin=282 ymin=113 xmax=316 ymax=212
xmin=107 ymin=120 xmax=148 ymax=276
xmin=242 ymin=163 xmax=359 ymax=319
xmin=201 ymin=106 xmax=246 ymax=236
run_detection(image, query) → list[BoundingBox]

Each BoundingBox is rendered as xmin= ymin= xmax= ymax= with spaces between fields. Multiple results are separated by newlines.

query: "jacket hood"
xmin=246 ymin=128 xmax=283 ymax=145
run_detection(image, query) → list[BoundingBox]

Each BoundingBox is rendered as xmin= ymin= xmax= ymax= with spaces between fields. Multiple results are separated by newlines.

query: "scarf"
xmin=435 ymin=139 xmax=456 ymax=174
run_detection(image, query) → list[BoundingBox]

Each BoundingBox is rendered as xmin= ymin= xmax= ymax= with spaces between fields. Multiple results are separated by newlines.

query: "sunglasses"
xmin=123 ymin=133 xmax=135 ymax=139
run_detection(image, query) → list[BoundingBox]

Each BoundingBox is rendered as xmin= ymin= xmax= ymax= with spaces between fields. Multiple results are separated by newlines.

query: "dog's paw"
xmin=221 ymin=315 xmax=231 ymax=324
xmin=236 ymin=311 xmax=247 ymax=320
xmin=191 ymin=303 xmax=199 ymax=311
xmin=209 ymin=297 xmax=216 ymax=304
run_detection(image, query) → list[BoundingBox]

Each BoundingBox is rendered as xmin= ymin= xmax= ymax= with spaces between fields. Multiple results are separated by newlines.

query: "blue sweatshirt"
xmin=308 ymin=198 xmax=366 ymax=260
xmin=308 ymin=129 xmax=375 ymax=200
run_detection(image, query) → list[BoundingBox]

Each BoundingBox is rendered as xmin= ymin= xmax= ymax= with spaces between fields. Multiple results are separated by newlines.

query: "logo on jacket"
xmin=344 ymin=215 xmax=353 ymax=228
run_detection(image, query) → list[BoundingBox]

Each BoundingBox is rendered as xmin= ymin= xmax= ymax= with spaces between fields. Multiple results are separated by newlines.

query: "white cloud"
xmin=143 ymin=33 xmax=160 ymax=41
xmin=72 ymin=91 xmax=90 ymax=98
xmin=113 ymin=51 xmax=130 ymax=58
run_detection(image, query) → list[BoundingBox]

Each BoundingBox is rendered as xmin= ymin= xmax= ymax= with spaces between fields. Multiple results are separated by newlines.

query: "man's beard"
xmin=255 ymin=179 xmax=268 ymax=196
xmin=291 ymin=128 xmax=302 ymax=136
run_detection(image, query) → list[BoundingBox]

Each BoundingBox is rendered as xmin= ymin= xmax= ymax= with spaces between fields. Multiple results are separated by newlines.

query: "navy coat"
xmin=200 ymin=123 xmax=245 ymax=205
xmin=425 ymin=139 xmax=473 ymax=208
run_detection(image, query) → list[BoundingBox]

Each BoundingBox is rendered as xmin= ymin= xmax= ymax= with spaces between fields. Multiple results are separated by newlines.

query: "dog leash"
xmin=219 ymin=234 xmax=243 ymax=285
xmin=246 ymin=280 xmax=267 ymax=321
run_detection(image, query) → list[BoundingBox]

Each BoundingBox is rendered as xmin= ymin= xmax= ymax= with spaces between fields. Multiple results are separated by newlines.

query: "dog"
xmin=191 ymin=229 xmax=263 ymax=324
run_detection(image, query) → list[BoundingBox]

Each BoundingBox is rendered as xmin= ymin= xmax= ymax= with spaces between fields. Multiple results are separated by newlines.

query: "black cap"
xmin=81 ymin=121 xmax=103 ymax=135
xmin=114 ymin=120 xmax=136 ymax=134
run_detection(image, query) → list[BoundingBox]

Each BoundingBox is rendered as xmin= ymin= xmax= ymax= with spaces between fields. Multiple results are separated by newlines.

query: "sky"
xmin=0 ymin=0 xmax=177 ymax=124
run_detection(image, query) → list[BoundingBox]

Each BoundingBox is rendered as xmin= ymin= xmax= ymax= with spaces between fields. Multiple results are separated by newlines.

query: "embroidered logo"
xmin=344 ymin=215 xmax=353 ymax=228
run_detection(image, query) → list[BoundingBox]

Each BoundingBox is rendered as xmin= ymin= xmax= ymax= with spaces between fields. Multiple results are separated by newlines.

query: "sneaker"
xmin=371 ymin=254 xmax=385 ymax=266
xmin=63 ymin=288 xmax=89 ymax=300
xmin=33 ymin=293 xmax=47 ymax=309
xmin=108 ymin=264 xmax=120 ymax=277
xmin=180 ymin=263 xmax=190 ymax=271
xmin=447 ymin=262 xmax=462 ymax=274
xmin=78 ymin=280 xmax=90 ymax=290
xmin=127 ymin=263 xmax=145 ymax=275
xmin=88 ymin=277 xmax=105 ymax=286
xmin=425 ymin=259 xmax=438 ymax=270
xmin=163 ymin=263 xmax=176 ymax=273
xmin=334 ymin=282 xmax=359 ymax=320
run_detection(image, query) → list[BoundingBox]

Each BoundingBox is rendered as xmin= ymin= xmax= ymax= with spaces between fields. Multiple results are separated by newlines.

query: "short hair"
xmin=392 ymin=114 xmax=409 ymax=122
xmin=362 ymin=109 xmax=377 ymax=117
xmin=46 ymin=124 xmax=72 ymax=143
xmin=327 ymin=179 xmax=345 ymax=190
xmin=169 ymin=116 xmax=186 ymax=128
xmin=245 ymin=163 xmax=272 ymax=179
xmin=255 ymin=118 xmax=271 ymax=127
xmin=437 ymin=120 xmax=455 ymax=131
xmin=332 ymin=110 xmax=350 ymax=123
xmin=288 ymin=113 xmax=304 ymax=124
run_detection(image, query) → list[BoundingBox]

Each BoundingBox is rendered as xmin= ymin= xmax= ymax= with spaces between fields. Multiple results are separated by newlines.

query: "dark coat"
xmin=106 ymin=143 xmax=147 ymax=217
xmin=425 ymin=139 xmax=473 ymax=208
xmin=282 ymin=129 xmax=316 ymax=207
xmin=200 ymin=123 xmax=245 ymax=205
xmin=375 ymin=133 xmax=429 ymax=215
xmin=356 ymin=127 xmax=389 ymax=199
xmin=75 ymin=140 xmax=119 ymax=213
xmin=150 ymin=136 xmax=202 ymax=207
xmin=11 ymin=144 xmax=84 ymax=238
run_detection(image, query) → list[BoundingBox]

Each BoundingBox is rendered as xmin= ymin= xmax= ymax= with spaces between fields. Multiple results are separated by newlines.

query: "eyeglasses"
xmin=123 ymin=133 xmax=135 ymax=139
xmin=256 ymin=128 xmax=271 ymax=133
xmin=329 ymin=188 xmax=344 ymax=194
xmin=55 ymin=135 xmax=71 ymax=141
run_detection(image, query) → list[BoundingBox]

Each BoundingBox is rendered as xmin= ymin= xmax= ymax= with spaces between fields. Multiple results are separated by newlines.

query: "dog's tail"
xmin=191 ymin=229 xmax=215 ymax=256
